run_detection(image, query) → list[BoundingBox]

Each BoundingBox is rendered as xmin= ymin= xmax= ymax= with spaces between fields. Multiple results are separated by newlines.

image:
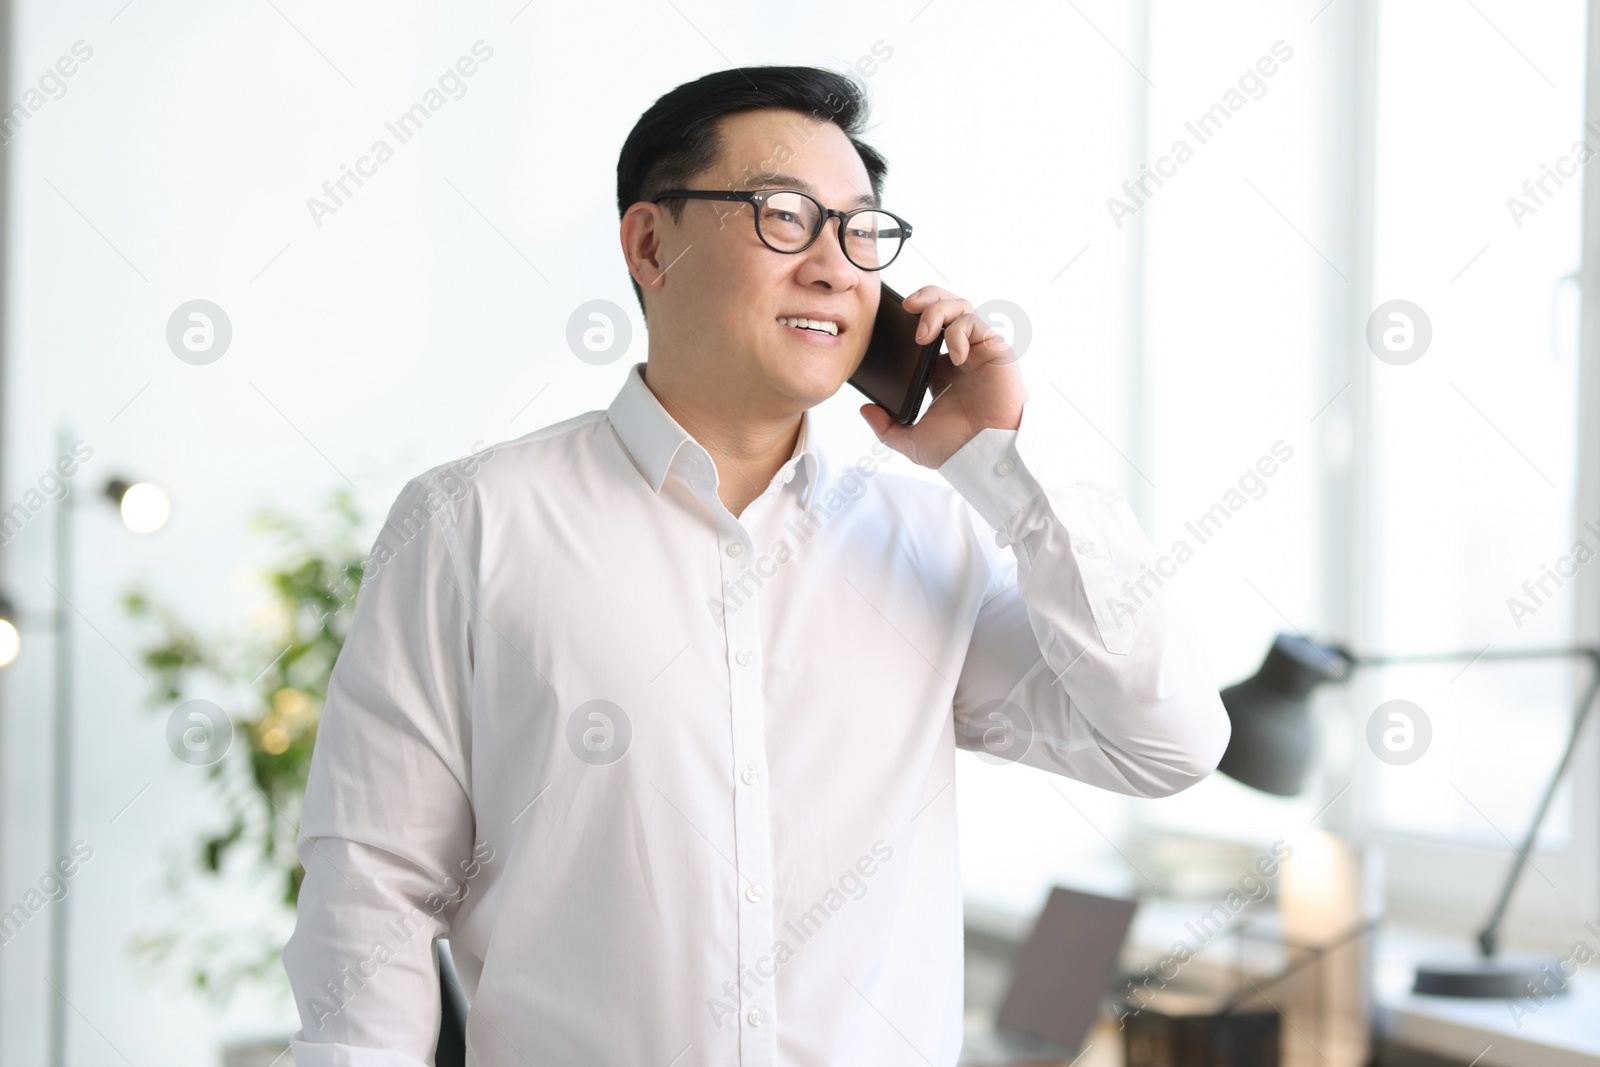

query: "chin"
xmin=771 ymin=353 xmax=854 ymax=403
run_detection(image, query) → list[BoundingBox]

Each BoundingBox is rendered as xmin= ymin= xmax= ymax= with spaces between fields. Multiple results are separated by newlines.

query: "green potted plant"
xmin=122 ymin=487 xmax=369 ymax=1011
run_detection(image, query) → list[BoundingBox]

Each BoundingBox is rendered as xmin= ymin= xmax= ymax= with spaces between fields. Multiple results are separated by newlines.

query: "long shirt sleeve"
xmin=281 ymin=472 xmax=480 ymax=1066
xmin=937 ymin=399 xmax=1232 ymax=796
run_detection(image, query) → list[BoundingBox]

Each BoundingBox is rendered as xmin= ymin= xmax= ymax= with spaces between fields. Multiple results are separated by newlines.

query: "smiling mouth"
xmin=777 ymin=316 xmax=841 ymax=337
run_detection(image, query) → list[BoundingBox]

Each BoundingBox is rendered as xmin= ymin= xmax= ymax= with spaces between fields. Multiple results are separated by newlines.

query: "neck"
xmin=641 ymin=359 xmax=804 ymax=518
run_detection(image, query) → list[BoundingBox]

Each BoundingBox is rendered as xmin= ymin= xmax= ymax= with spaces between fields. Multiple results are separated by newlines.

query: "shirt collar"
xmin=606 ymin=361 xmax=821 ymax=509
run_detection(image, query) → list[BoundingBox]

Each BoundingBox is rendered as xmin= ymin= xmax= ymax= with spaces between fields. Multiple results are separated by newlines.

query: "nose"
xmin=796 ymin=214 xmax=859 ymax=289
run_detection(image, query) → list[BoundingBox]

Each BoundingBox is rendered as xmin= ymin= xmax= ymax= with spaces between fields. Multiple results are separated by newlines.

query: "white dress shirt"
xmin=282 ymin=360 xmax=1231 ymax=1067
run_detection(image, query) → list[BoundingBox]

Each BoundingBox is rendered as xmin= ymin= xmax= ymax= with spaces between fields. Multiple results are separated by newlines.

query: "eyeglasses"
xmin=649 ymin=188 xmax=912 ymax=271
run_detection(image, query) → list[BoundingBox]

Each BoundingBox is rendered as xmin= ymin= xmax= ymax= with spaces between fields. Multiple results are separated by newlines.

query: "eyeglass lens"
xmin=755 ymin=191 xmax=905 ymax=269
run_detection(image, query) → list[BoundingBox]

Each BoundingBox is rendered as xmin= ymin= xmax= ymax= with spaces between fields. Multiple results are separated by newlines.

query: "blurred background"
xmin=0 ymin=0 xmax=1595 ymax=1064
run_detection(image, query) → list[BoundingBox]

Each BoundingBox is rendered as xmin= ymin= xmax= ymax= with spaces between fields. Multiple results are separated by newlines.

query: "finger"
xmin=947 ymin=313 xmax=971 ymax=364
xmin=951 ymin=310 xmax=1000 ymax=365
xmin=914 ymin=297 xmax=975 ymax=344
xmin=901 ymin=286 xmax=953 ymax=311
xmin=971 ymin=317 xmax=1010 ymax=362
xmin=954 ymin=313 xmax=1010 ymax=368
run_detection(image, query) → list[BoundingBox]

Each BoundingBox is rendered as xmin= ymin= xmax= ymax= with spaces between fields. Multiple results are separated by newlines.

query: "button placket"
xmin=717 ymin=519 xmax=777 ymax=1063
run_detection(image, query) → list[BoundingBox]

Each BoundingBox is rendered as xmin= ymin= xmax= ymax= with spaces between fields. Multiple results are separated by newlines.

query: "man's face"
xmin=639 ymin=108 xmax=882 ymax=412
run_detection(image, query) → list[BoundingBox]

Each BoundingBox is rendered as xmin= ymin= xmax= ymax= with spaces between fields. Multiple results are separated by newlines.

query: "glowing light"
xmin=0 ymin=620 xmax=18 ymax=668
xmin=119 ymin=482 xmax=171 ymax=533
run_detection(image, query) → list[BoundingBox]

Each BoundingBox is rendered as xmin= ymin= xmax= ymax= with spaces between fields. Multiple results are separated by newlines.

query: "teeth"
xmin=779 ymin=317 xmax=838 ymax=336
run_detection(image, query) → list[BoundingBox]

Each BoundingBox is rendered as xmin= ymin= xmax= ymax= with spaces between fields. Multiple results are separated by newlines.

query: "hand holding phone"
xmin=848 ymin=282 xmax=942 ymax=426
xmin=853 ymin=283 xmax=1029 ymax=471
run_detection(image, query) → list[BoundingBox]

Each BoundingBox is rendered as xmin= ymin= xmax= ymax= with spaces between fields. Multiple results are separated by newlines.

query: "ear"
xmin=620 ymin=202 xmax=670 ymax=291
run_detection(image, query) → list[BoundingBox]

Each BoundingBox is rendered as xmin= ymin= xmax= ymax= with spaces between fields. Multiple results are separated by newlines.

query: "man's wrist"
xmin=937 ymin=423 xmax=1044 ymax=534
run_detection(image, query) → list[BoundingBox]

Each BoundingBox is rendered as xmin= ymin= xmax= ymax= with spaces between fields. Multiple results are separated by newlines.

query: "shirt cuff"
xmin=937 ymin=410 xmax=1046 ymax=538
xmin=938 ymin=399 xmax=1149 ymax=654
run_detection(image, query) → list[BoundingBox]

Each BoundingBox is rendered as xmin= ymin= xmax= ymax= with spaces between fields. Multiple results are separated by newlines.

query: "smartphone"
xmin=849 ymin=282 xmax=942 ymax=426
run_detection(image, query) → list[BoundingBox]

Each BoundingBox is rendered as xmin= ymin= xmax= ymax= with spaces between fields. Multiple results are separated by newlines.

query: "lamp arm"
xmin=1216 ymin=915 xmax=1382 ymax=1015
xmin=1477 ymin=649 xmax=1600 ymax=958
xmin=1356 ymin=646 xmax=1600 ymax=670
xmin=1355 ymin=645 xmax=1600 ymax=959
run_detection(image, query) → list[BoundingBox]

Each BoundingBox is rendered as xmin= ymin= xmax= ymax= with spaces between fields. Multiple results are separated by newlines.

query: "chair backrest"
xmin=436 ymin=938 xmax=469 ymax=1067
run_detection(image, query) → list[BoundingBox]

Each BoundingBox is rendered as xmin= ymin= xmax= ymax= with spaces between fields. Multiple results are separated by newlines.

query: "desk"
xmin=967 ymin=902 xmax=1600 ymax=1067
xmin=961 ymin=1008 xmax=1128 ymax=1066
xmin=1374 ymin=926 xmax=1600 ymax=1067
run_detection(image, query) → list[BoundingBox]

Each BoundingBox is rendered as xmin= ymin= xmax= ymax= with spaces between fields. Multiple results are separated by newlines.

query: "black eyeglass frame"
xmin=648 ymin=188 xmax=913 ymax=271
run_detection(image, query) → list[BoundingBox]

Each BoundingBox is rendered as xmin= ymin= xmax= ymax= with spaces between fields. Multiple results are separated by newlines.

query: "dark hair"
xmin=615 ymin=65 xmax=890 ymax=318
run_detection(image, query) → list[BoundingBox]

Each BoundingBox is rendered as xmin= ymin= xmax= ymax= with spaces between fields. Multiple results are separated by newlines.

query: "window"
xmin=1361 ymin=0 xmax=1587 ymax=856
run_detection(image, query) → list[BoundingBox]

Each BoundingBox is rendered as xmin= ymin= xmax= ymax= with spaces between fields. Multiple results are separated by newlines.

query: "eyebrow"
xmin=744 ymin=171 xmax=879 ymax=209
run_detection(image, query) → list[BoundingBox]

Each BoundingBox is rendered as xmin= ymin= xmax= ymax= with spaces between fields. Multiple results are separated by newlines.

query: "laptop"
xmin=959 ymin=886 xmax=1140 ymax=1066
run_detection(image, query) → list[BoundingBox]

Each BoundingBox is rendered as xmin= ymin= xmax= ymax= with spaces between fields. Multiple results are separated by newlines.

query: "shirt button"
xmin=736 ymin=649 xmax=754 ymax=666
xmin=1076 ymin=540 xmax=1095 ymax=556
xmin=727 ymin=541 xmax=745 ymax=557
xmin=995 ymin=458 xmax=1016 ymax=476
xmin=746 ymin=883 xmax=765 ymax=902
xmin=748 ymin=1008 xmax=765 ymax=1027
xmin=741 ymin=766 xmax=759 ymax=785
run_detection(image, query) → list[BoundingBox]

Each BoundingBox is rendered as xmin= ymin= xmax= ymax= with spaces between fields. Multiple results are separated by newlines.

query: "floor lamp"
xmin=0 ymin=425 xmax=168 ymax=1067
xmin=1217 ymin=632 xmax=1600 ymax=998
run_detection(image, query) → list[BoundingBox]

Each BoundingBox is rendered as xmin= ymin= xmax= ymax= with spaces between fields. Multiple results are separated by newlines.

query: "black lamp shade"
xmin=1217 ymin=633 xmax=1354 ymax=796
xmin=104 ymin=478 xmax=132 ymax=506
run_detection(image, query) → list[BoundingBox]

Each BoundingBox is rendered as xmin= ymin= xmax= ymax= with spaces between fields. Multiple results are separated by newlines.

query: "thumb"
xmin=859 ymin=403 xmax=913 ymax=453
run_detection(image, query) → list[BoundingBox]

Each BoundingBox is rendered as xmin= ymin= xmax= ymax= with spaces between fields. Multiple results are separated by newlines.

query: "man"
xmin=283 ymin=65 xmax=1231 ymax=1066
